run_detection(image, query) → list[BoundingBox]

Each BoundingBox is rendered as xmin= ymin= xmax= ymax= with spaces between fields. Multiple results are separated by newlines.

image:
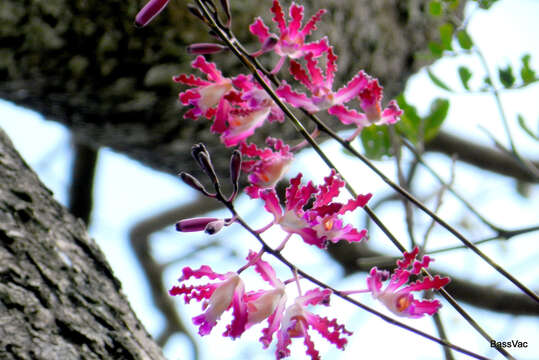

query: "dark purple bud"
xmin=135 ymin=0 xmax=169 ymax=27
xmin=178 ymin=172 xmax=212 ymax=196
xmin=187 ymin=4 xmax=207 ymax=23
xmin=192 ymin=144 xmax=219 ymax=185
xmin=176 ymin=217 xmax=219 ymax=232
xmin=204 ymin=219 xmax=225 ymax=234
xmin=187 ymin=43 xmax=227 ymax=55
xmin=229 ymin=150 xmax=242 ymax=200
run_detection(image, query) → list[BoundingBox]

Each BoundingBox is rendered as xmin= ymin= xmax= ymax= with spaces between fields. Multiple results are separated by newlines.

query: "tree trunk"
xmin=0 ymin=128 xmax=165 ymax=359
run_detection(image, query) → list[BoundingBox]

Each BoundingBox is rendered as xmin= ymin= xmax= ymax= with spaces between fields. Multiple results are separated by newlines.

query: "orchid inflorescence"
xmin=135 ymin=0 xmax=450 ymax=359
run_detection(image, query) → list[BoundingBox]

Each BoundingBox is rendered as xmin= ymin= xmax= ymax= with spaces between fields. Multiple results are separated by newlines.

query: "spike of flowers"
xmin=169 ymin=265 xmax=248 ymax=338
xmin=249 ymin=0 xmax=329 ymax=73
xmin=260 ymin=170 xmax=372 ymax=248
xmin=240 ymin=137 xmax=294 ymax=198
xmin=328 ymin=77 xmax=403 ymax=139
xmin=276 ymin=48 xmax=370 ymax=113
xmin=275 ymin=288 xmax=352 ymax=360
xmin=366 ymin=247 xmax=450 ymax=318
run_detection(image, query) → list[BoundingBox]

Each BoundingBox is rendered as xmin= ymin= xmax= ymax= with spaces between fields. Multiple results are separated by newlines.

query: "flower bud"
xmin=229 ymin=150 xmax=242 ymax=194
xmin=187 ymin=43 xmax=227 ymax=55
xmin=135 ymin=0 xmax=169 ymax=27
xmin=176 ymin=217 xmax=219 ymax=232
xmin=204 ymin=219 xmax=226 ymax=234
xmin=192 ymin=144 xmax=219 ymax=186
xmin=178 ymin=172 xmax=212 ymax=197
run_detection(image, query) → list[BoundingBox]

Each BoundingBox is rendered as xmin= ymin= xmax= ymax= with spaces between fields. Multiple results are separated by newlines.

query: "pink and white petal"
xmin=180 ymin=265 xmax=226 ymax=281
xmin=366 ymin=267 xmax=385 ymax=294
xmin=324 ymin=47 xmax=338 ymax=88
xmin=328 ymin=104 xmax=368 ymax=127
xmin=304 ymin=313 xmax=351 ymax=350
xmin=299 ymin=288 xmax=332 ymax=307
xmin=407 ymin=299 xmax=442 ymax=318
xmin=379 ymin=100 xmax=403 ymax=124
xmin=259 ymin=295 xmax=287 ymax=348
xmin=247 ymin=250 xmax=282 ymax=287
xmin=401 ymin=275 xmax=450 ymax=293
xmin=305 ymin=53 xmax=324 ymax=86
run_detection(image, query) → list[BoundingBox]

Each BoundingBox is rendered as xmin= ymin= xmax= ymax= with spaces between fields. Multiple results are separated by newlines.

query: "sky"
xmin=0 ymin=0 xmax=538 ymax=359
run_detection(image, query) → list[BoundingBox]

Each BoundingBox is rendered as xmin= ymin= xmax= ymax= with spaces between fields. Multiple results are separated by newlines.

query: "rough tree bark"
xmin=0 ymin=128 xmax=165 ymax=359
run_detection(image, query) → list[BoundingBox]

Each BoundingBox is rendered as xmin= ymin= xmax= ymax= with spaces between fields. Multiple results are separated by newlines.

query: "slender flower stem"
xmin=401 ymin=139 xmax=502 ymax=232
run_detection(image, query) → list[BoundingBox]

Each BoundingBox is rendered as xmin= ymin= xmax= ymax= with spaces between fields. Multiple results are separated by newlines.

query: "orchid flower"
xmin=260 ymin=171 xmax=372 ymax=248
xmin=249 ymin=0 xmax=329 ymax=73
xmin=169 ymin=265 xmax=248 ymax=338
xmin=240 ymin=138 xmax=294 ymax=198
xmin=275 ymin=288 xmax=351 ymax=360
xmin=328 ymin=77 xmax=403 ymax=139
xmin=366 ymin=247 xmax=450 ymax=318
xmin=276 ymin=48 xmax=369 ymax=113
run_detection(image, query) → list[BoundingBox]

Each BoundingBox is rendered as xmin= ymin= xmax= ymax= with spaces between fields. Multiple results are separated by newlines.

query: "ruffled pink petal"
xmin=298 ymin=288 xmax=332 ymax=307
xmin=276 ymin=83 xmax=319 ymax=113
xmin=260 ymin=295 xmax=287 ymax=348
xmin=301 ymin=8 xmax=326 ymax=37
xmin=247 ymin=250 xmax=281 ymax=287
xmin=333 ymin=70 xmax=368 ymax=105
xmin=366 ymin=267 xmax=386 ymax=294
xmin=179 ymin=89 xmax=201 ymax=106
xmin=339 ymin=193 xmax=372 ymax=214
xmin=328 ymin=104 xmax=367 ymax=126
xmin=249 ymin=17 xmax=271 ymax=43
xmin=304 ymin=312 xmax=351 ymax=350
xmin=180 ymin=265 xmax=226 ymax=281
xmin=271 ymin=0 xmax=287 ymax=34
xmin=333 ymin=226 xmax=368 ymax=244
xmin=380 ymin=100 xmax=403 ymax=124
xmin=260 ymin=189 xmax=283 ymax=221
xmin=303 ymin=330 xmax=319 ymax=360
xmin=288 ymin=3 xmax=304 ymax=38
xmin=297 ymin=227 xmax=327 ymax=248
xmin=173 ymin=73 xmax=209 ymax=86
xmin=288 ymin=61 xmax=312 ymax=89
xmin=397 ymin=247 xmax=420 ymax=269
xmin=305 ymin=53 xmax=324 ymax=86
xmin=191 ymin=55 xmax=224 ymax=83
xmin=400 ymin=275 xmax=450 ymax=293
xmin=314 ymin=170 xmax=344 ymax=207
xmin=212 ymin=97 xmax=229 ymax=134
xmin=324 ymin=46 xmax=338 ymax=88
xmin=301 ymin=37 xmax=329 ymax=57
xmin=407 ymin=299 xmax=442 ymax=317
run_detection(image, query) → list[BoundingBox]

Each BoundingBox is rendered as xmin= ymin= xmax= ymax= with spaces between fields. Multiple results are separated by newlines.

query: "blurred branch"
xmin=425 ymin=131 xmax=539 ymax=182
xmin=68 ymin=139 xmax=98 ymax=226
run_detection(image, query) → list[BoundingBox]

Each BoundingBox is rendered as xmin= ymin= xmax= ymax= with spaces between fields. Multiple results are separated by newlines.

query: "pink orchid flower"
xmin=328 ymin=77 xmax=403 ymax=138
xmin=169 ymin=265 xmax=248 ymax=338
xmin=249 ymin=0 xmax=329 ymax=73
xmin=276 ymin=48 xmax=369 ymax=113
xmin=260 ymin=171 xmax=372 ymax=248
xmin=174 ymin=55 xmax=235 ymax=120
xmin=275 ymin=288 xmax=351 ymax=360
xmin=240 ymin=138 xmax=294 ymax=198
xmin=366 ymin=247 xmax=450 ymax=318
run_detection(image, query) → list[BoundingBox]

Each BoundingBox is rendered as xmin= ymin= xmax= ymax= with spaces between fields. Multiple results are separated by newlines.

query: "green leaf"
xmin=456 ymin=30 xmax=473 ymax=50
xmin=457 ymin=66 xmax=472 ymax=90
xmin=427 ymin=68 xmax=453 ymax=91
xmin=395 ymin=94 xmax=421 ymax=143
xmin=520 ymin=54 xmax=536 ymax=84
xmin=428 ymin=41 xmax=444 ymax=58
xmin=439 ymin=23 xmax=454 ymax=51
xmin=498 ymin=65 xmax=515 ymax=88
xmin=475 ymin=0 xmax=499 ymax=9
xmin=424 ymin=98 xmax=450 ymax=141
xmin=429 ymin=1 xmax=442 ymax=16
xmin=360 ymin=124 xmax=392 ymax=160
xmin=517 ymin=114 xmax=539 ymax=141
